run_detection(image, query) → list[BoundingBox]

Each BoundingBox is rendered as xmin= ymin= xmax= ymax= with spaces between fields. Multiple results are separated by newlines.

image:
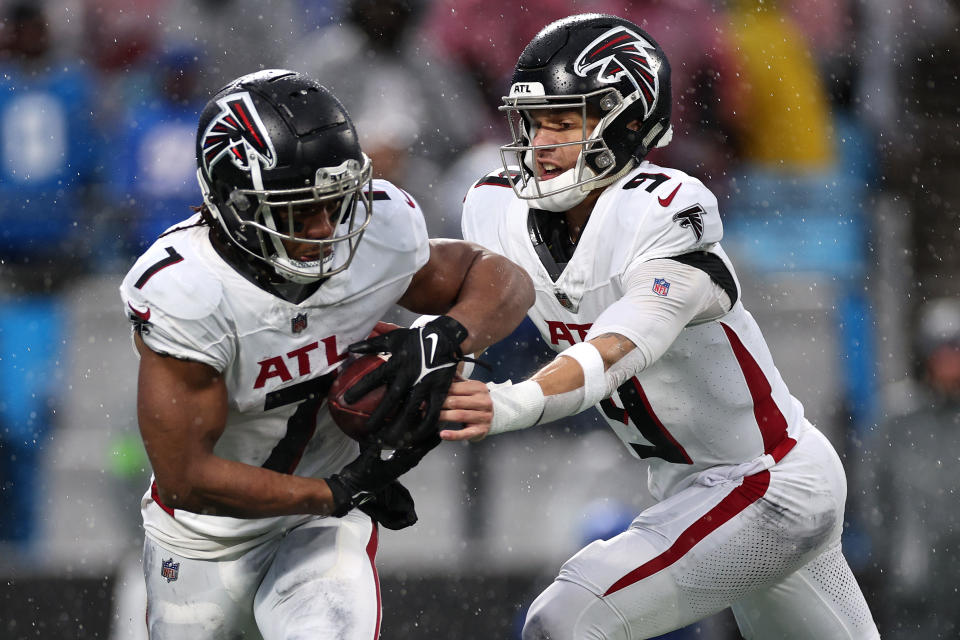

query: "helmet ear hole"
xmin=228 ymin=190 xmax=254 ymax=212
xmin=595 ymin=152 xmax=615 ymax=169
xmin=599 ymin=93 xmax=621 ymax=112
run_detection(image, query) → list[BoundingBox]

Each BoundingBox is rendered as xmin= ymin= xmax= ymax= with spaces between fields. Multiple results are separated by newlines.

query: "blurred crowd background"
xmin=0 ymin=0 xmax=958 ymax=638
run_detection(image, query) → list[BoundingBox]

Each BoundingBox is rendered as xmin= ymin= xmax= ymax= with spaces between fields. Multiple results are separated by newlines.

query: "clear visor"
xmin=498 ymin=89 xmax=621 ymax=201
xmin=226 ymin=156 xmax=374 ymax=282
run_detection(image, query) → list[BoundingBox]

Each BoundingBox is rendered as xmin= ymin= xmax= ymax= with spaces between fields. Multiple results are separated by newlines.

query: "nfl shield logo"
xmin=555 ymin=290 xmax=573 ymax=309
xmin=652 ymin=278 xmax=671 ymax=297
xmin=161 ymin=558 xmax=180 ymax=583
xmin=291 ymin=313 xmax=308 ymax=334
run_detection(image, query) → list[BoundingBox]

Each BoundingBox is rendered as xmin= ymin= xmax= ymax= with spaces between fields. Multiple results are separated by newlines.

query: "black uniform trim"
xmin=134 ymin=247 xmax=184 ymax=289
xmin=474 ymin=169 xmax=519 ymax=189
xmin=527 ymin=209 xmax=577 ymax=282
xmin=668 ymin=251 xmax=738 ymax=306
xmin=599 ymin=381 xmax=693 ymax=464
xmin=474 ymin=176 xmax=514 ymax=188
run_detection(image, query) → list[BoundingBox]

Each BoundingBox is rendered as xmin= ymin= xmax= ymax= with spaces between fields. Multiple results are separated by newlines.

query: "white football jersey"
xmin=462 ymin=163 xmax=810 ymax=499
xmin=120 ymin=179 xmax=430 ymax=558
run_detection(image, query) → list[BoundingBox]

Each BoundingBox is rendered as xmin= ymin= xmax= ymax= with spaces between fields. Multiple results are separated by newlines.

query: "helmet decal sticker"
xmin=573 ymin=26 xmax=660 ymax=118
xmin=201 ymin=91 xmax=277 ymax=175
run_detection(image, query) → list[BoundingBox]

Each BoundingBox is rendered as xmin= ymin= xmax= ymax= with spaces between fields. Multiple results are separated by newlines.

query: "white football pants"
xmin=143 ymin=510 xmax=381 ymax=640
xmin=522 ymin=428 xmax=880 ymax=639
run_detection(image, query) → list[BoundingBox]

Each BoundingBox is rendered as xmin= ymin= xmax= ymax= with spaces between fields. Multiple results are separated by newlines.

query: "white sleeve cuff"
xmin=458 ymin=360 xmax=475 ymax=379
xmin=410 ymin=314 xmax=439 ymax=328
xmin=558 ymin=342 xmax=607 ymax=412
xmin=487 ymin=380 xmax=545 ymax=436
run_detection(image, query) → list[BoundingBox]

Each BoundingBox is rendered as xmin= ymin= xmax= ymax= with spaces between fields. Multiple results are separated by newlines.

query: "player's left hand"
xmin=346 ymin=315 xmax=468 ymax=447
xmin=326 ymin=435 xmax=440 ymax=517
xmin=438 ymin=379 xmax=494 ymax=441
xmin=359 ymin=479 xmax=418 ymax=530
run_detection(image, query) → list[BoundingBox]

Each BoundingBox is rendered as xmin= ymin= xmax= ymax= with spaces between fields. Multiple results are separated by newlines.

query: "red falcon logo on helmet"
xmin=573 ymin=26 xmax=661 ymax=119
xmin=201 ymin=91 xmax=277 ymax=175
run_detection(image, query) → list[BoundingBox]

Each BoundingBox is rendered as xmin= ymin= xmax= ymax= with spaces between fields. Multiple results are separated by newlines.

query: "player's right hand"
xmin=438 ymin=380 xmax=494 ymax=442
xmin=345 ymin=316 xmax=468 ymax=447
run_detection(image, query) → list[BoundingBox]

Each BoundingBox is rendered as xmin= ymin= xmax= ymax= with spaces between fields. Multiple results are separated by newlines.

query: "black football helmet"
xmin=500 ymin=14 xmax=673 ymax=211
xmin=196 ymin=69 xmax=373 ymax=283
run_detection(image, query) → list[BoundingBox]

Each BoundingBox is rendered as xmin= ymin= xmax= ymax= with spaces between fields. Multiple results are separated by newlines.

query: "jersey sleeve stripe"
xmin=473 ymin=176 xmax=514 ymax=188
xmin=134 ymin=247 xmax=185 ymax=289
xmin=602 ymin=470 xmax=771 ymax=596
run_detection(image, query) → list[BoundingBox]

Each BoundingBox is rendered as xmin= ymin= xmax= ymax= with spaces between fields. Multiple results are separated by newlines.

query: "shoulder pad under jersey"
xmin=461 ymin=167 xmax=519 ymax=248
xmin=365 ymin=179 xmax=429 ymax=254
xmin=119 ymin=230 xmax=223 ymax=322
xmin=370 ymin=178 xmax=420 ymax=210
xmin=603 ymin=164 xmax=724 ymax=265
xmin=470 ymin=167 xmax=521 ymax=190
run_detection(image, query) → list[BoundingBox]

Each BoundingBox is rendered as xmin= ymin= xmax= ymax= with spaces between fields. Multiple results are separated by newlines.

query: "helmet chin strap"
xmin=273 ymin=256 xmax=327 ymax=284
xmin=521 ymin=158 xmax=636 ymax=212
xmin=521 ymin=165 xmax=594 ymax=212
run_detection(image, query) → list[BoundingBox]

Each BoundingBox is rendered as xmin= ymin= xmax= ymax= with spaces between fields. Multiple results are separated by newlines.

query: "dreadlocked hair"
xmin=195 ymin=203 xmax=215 ymax=226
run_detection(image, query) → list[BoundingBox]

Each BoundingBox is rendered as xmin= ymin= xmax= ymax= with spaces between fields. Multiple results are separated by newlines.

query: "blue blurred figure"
xmin=106 ymin=46 xmax=206 ymax=257
xmin=0 ymin=1 xmax=86 ymax=546
xmin=0 ymin=1 xmax=100 ymax=268
xmin=0 ymin=300 xmax=66 ymax=543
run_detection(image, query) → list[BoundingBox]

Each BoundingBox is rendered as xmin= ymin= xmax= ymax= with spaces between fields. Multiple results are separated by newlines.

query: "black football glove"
xmin=359 ymin=480 xmax=418 ymax=530
xmin=326 ymin=435 xmax=440 ymax=518
xmin=345 ymin=316 xmax=468 ymax=447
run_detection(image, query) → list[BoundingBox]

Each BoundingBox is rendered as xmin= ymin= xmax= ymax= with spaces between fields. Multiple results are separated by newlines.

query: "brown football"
xmin=327 ymin=353 xmax=391 ymax=442
xmin=326 ymin=321 xmax=400 ymax=441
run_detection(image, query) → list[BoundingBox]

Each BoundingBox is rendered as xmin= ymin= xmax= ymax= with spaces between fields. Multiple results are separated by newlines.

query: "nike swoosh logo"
xmin=128 ymin=302 xmax=151 ymax=322
xmin=658 ymin=183 xmax=681 ymax=207
xmin=424 ymin=332 xmax=439 ymax=365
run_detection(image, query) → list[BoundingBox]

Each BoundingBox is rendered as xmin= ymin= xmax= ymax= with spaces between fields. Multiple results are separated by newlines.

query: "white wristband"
xmin=487 ymin=380 xmax=545 ymax=436
xmin=558 ymin=342 xmax=607 ymax=413
xmin=458 ymin=360 xmax=475 ymax=379
xmin=410 ymin=314 xmax=439 ymax=328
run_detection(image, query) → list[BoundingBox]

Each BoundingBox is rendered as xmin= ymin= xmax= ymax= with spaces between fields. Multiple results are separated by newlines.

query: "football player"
xmin=439 ymin=14 xmax=880 ymax=639
xmin=119 ymin=69 xmax=533 ymax=639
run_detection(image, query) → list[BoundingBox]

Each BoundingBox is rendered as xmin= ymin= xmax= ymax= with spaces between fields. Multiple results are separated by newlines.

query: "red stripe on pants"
xmin=366 ymin=523 xmax=382 ymax=639
xmin=603 ymin=470 xmax=771 ymax=596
